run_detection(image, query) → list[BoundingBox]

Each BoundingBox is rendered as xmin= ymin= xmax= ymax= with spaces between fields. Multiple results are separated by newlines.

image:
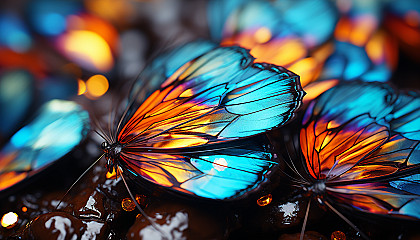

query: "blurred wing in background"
xmin=0 ymin=100 xmax=90 ymax=195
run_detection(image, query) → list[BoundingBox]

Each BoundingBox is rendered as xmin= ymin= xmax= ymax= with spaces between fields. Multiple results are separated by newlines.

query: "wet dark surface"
xmin=1 ymin=130 xmax=420 ymax=240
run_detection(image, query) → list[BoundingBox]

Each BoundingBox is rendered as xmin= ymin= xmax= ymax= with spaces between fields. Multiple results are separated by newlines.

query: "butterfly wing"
xmin=0 ymin=100 xmax=90 ymax=194
xmin=391 ymin=91 xmax=420 ymax=141
xmin=118 ymin=46 xmax=304 ymax=148
xmin=115 ymin=46 xmax=304 ymax=200
xmin=301 ymin=112 xmax=390 ymax=180
xmin=208 ymin=0 xmax=337 ymax=49
xmin=302 ymin=81 xmax=397 ymax=128
xmin=325 ymin=138 xmax=420 ymax=219
xmin=120 ymin=137 xmax=275 ymax=200
xmin=326 ymin=181 xmax=420 ymax=219
xmin=300 ymin=82 xmax=420 ymax=219
xmin=129 ymin=41 xmax=217 ymax=104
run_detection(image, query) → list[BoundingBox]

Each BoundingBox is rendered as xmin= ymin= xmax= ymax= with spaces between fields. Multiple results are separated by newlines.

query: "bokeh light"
xmin=1 ymin=212 xmax=19 ymax=229
xmin=85 ymin=74 xmax=109 ymax=99
xmin=77 ymin=79 xmax=87 ymax=95
xmin=57 ymin=30 xmax=114 ymax=73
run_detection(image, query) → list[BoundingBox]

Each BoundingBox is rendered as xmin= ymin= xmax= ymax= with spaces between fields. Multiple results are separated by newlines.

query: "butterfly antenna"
xmin=117 ymin=167 xmax=171 ymax=239
xmin=323 ymin=200 xmax=370 ymax=240
xmin=300 ymin=198 xmax=311 ymax=240
xmin=282 ymin=134 xmax=309 ymax=185
xmin=91 ymin=114 xmax=112 ymax=143
xmin=94 ymin=130 xmax=112 ymax=145
xmin=107 ymin=100 xmax=114 ymax=143
xmin=55 ymin=153 xmax=105 ymax=210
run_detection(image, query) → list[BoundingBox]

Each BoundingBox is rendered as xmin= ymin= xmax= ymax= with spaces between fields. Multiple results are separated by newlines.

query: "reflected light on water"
xmin=1 ymin=212 xmax=18 ymax=229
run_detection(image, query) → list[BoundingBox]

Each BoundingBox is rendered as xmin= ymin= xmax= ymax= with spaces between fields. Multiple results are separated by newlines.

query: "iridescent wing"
xmin=391 ymin=91 xmax=420 ymax=141
xmin=302 ymin=81 xmax=397 ymax=128
xmin=300 ymin=114 xmax=389 ymax=181
xmin=208 ymin=0 xmax=338 ymax=49
xmin=326 ymin=135 xmax=420 ymax=219
xmin=116 ymin=46 xmax=304 ymax=200
xmin=118 ymin=46 xmax=304 ymax=147
xmin=129 ymin=41 xmax=217 ymax=104
xmin=299 ymin=82 xmax=420 ymax=219
xmin=326 ymin=180 xmax=420 ymax=219
xmin=0 ymin=100 xmax=90 ymax=194
xmin=207 ymin=0 xmax=337 ymax=88
xmin=121 ymin=137 xmax=275 ymax=200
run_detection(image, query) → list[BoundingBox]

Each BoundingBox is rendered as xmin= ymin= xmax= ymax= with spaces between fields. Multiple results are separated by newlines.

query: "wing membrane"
xmin=327 ymin=181 xmax=420 ymax=219
xmin=118 ymin=47 xmax=304 ymax=148
xmin=120 ymin=138 xmax=274 ymax=200
xmin=301 ymin=114 xmax=389 ymax=180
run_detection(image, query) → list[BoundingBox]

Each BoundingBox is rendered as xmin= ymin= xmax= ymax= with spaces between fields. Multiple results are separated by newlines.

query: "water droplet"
xmin=257 ymin=194 xmax=272 ymax=206
xmin=331 ymin=230 xmax=346 ymax=240
xmin=121 ymin=198 xmax=136 ymax=212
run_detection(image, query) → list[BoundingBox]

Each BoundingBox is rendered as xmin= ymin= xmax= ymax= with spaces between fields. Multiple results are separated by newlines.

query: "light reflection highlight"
xmin=1 ymin=212 xmax=18 ymax=229
xmin=257 ymin=194 xmax=273 ymax=206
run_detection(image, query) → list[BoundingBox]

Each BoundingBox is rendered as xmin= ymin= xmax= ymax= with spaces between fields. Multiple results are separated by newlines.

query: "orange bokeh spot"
xmin=254 ymin=27 xmax=272 ymax=44
xmin=335 ymin=16 xmax=378 ymax=46
xmin=251 ymin=38 xmax=307 ymax=67
xmin=85 ymin=74 xmax=109 ymax=99
xmin=77 ymin=79 xmax=86 ymax=95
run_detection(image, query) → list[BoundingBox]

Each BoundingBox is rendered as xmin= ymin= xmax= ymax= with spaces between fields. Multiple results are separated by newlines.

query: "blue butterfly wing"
xmin=300 ymin=82 xmax=420 ymax=219
xmin=208 ymin=0 xmax=337 ymax=48
xmin=129 ymin=41 xmax=218 ymax=102
xmin=121 ymin=137 xmax=275 ymax=200
xmin=303 ymin=81 xmax=397 ymax=128
xmin=319 ymin=41 xmax=392 ymax=82
xmin=207 ymin=0 xmax=252 ymax=40
xmin=271 ymin=0 xmax=338 ymax=48
xmin=391 ymin=91 xmax=420 ymax=141
xmin=0 ymin=100 xmax=90 ymax=194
